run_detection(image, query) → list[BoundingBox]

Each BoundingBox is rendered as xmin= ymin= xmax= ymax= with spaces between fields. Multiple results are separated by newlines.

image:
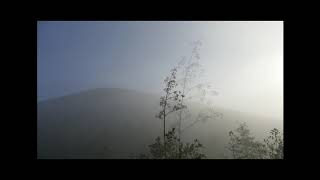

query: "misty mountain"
xmin=37 ymin=88 xmax=282 ymax=159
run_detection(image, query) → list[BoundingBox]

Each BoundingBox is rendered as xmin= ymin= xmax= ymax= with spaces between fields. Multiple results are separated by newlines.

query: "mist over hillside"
xmin=38 ymin=21 xmax=283 ymax=159
xmin=37 ymin=88 xmax=282 ymax=159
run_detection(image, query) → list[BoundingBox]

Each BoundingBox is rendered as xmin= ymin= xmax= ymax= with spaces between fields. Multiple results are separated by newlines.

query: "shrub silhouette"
xmin=227 ymin=123 xmax=267 ymax=159
xmin=227 ymin=123 xmax=283 ymax=159
xmin=139 ymin=128 xmax=206 ymax=159
xmin=264 ymin=128 xmax=283 ymax=159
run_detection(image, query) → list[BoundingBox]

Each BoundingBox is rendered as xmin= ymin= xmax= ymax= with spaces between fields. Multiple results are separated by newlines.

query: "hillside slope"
xmin=37 ymin=88 xmax=282 ymax=159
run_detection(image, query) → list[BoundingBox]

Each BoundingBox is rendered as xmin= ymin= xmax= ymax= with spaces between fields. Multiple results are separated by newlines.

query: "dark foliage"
xmin=227 ymin=123 xmax=283 ymax=159
xmin=139 ymin=128 xmax=206 ymax=159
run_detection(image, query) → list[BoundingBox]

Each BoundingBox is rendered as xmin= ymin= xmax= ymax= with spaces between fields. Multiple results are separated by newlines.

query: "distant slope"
xmin=37 ymin=88 xmax=282 ymax=159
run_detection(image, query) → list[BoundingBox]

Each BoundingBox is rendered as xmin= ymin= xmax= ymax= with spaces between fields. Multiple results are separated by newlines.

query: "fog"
xmin=37 ymin=21 xmax=283 ymax=159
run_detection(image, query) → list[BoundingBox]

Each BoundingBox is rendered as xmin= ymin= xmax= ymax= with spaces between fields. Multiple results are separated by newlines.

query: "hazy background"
xmin=37 ymin=21 xmax=283 ymax=120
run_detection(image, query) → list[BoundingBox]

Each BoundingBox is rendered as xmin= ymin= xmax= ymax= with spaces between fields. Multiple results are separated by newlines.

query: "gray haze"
xmin=38 ymin=21 xmax=283 ymax=120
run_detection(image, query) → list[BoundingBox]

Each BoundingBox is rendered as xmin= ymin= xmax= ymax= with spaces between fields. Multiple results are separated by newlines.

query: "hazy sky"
xmin=38 ymin=21 xmax=283 ymax=119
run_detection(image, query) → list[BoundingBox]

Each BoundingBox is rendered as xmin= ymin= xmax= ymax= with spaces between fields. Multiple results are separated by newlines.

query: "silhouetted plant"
xmin=155 ymin=67 xmax=185 ymax=158
xmin=140 ymin=128 xmax=206 ymax=159
xmin=150 ymin=41 xmax=219 ymax=159
xmin=227 ymin=123 xmax=283 ymax=159
xmin=174 ymin=40 xmax=220 ymax=158
xmin=264 ymin=128 xmax=283 ymax=159
xmin=227 ymin=123 xmax=267 ymax=159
